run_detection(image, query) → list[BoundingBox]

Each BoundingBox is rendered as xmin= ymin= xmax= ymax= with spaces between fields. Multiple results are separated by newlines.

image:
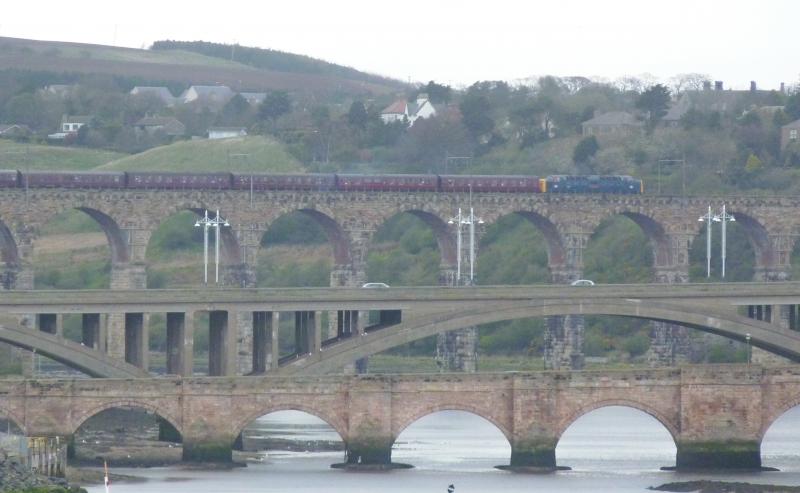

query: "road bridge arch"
xmin=0 ymin=322 xmax=147 ymax=378
xmin=287 ymin=298 xmax=799 ymax=374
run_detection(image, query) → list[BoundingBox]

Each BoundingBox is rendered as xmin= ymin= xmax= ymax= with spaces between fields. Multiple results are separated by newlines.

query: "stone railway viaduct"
xmin=2 ymin=188 xmax=800 ymax=369
xmin=3 ymin=366 xmax=800 ymax=471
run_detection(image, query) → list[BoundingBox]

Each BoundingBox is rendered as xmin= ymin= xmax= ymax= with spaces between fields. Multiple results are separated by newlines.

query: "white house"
xmin=380 ymin=94 xmax=438 ymax=126
xmin=208 ymin=127 xmax=247 ymax=139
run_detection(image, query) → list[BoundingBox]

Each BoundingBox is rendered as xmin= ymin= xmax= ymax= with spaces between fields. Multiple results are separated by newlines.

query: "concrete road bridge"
xmin=0 ymin=283 xmax=799 ymax=378
xmin=3 ymin=365 xmax=800 ymax=471
xmin=2 ymin=188 xmax=800 ymax=370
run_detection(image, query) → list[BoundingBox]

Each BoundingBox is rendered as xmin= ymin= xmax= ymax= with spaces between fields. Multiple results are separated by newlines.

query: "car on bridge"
xmin=570 ymin=279 xmax=595 ymax=286
xmin=362 ymin=282 xmax=390 ymax=288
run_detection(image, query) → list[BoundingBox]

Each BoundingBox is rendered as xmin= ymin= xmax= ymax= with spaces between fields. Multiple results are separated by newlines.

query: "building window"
xmin=791 ymin=129 xmax=798 ymax=141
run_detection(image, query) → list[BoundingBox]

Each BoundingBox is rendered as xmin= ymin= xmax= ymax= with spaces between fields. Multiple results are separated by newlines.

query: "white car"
xmin=570 ymin=279 xmax=595 ymax=286
xmin=362 ymin=282 xmax=390 ymax=288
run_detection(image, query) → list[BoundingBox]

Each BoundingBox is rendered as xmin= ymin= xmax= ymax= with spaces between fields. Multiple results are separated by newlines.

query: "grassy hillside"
xmin=0 ymin=140 xmax=126 ymax=170
xmin=97 ymin=136 xmax=304 ymax=172
xmin=0 ymin=36 xmax=402 ymax=96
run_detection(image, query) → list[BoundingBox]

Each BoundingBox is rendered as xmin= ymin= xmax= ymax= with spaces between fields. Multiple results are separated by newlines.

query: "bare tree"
xmin=669 ymin=73 xmax=711 ymax=94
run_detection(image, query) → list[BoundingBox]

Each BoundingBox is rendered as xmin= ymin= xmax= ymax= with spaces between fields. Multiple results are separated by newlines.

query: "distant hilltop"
xmin=0 ymin=36 xmax=405 ymax=97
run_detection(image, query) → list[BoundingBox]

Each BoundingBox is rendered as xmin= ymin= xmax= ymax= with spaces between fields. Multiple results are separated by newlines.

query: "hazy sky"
xmin=3 ymin=0 xmax=798 ymax=89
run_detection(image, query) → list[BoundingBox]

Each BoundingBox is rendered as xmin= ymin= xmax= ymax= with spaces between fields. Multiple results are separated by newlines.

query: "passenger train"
xmin=0 ymin=171 xmax=644 ymax=194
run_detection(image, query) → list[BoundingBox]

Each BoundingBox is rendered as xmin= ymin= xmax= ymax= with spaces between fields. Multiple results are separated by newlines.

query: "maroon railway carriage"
xmin=22 ymin=171 xmax=126 ymax=188
xmin=127 ymin=172 xmax=232 ymax=190
xmin=232 ymin=173 xmax=336 ymax=191
xmin=336 ymin=174 xmax=439 ymax=192
xmin=439 ymin=175 xmax=542 ymax=193
xmin=0 ymin=170 xmax=20 ymax=188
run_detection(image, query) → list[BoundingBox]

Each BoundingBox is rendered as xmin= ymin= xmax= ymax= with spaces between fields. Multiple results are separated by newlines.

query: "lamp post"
xmin=716 ymin=205 xmax=735 ymax=279
xmin=698 ymin=206 xmax=719 ymax=278
xmin=466 ymin=186 xmax=484 ymax=285
xmin=448 ymin=208 xmax=464 ymax=284
xmin=746 ymin=333 xmax=751 ymax=364
xmin=448 ymin=187 xmax=484 ymax=286
xmin=195 ymin=209 xmax=230 ymax=284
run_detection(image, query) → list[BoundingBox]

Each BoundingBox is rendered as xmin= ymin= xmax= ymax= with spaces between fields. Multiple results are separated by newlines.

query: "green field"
xmin=0 ymin=141 xmax=126 ymax=171
xmin=97 ymin=136 xmax=304 ymax=172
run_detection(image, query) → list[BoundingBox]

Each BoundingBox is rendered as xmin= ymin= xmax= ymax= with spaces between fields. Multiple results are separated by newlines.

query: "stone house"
xmin=179 ymin=85 xmax=235 ymax=109
xmin=0 ymin=124 xmax=32 ymax=139
xmin=134 ymin=116 xmax=186 ymax=137
xmin=581 ymin=111 xmax=644 ymax=138
xmin=781 ymin=119 xmax=800 ymax=153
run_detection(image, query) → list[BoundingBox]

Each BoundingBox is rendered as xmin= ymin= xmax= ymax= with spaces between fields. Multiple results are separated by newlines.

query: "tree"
xmin=668 ymin=73 xmax=710 ymax=94
xmin=573 ymin=136 xmax=599 ymax=166
xmin=417 ymin=81 xmax=452 ymax=104
xmin=636 ymin=84 xmax=671 ymax=126
xmin=219 ymin=94 xmax=251 ymax=126
xmin=346 ymin=101 xmax=368 ymax=130
xmin=258 ymin=90 xmax=291 ymax=123
xmin=786 ymin=92 xmax=800 ymax=121
xmin=745 ymin=153 xmax=763 ymax=173
xmin=459 ymin=93 xmax=494 ymax=140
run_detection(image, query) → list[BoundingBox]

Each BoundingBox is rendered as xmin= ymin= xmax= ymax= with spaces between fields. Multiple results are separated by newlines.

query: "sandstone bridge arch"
xmin=283 ymin=298 xmax=800 ymax=374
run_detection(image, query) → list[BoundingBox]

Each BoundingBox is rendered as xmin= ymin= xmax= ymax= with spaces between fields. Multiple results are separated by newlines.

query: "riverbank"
xmin=652 ymin=481 xmax=800 ymax=492
xmin=0 ymin=453 xmax=85 ymax=493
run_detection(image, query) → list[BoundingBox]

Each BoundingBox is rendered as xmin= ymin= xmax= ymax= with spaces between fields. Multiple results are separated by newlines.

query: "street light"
xmin=447 ymin=186 xmax=484 ymax=286
xmin=715 ymin=205 xmax=735 ymax=279
xmin=194 ymin=209 xmax=230 ymax=284
xmin=745 ymin=333 xmax=751 ymax=364
xmin=698 ymin=206 xmax=719 ymax=278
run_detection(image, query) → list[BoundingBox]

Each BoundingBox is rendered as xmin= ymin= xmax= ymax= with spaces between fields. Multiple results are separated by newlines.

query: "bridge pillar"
xmin=331 ymin=266 xmax=369 ymax=374
xmin=107 ymin=264 xmax=147 ymax=360
xmin=335 ymin=377 xmax=399 ymax=469
xmin=166 ymin=312 xmax=193 ymax=376
xmin=124 ymin=313 xmax=148 ymax=371
xmin=436 ymin=267 xmax=478 ymax=373
xmin=749 ymin=264 xmax=794 ymax=365
xmin=545 ymin=266 xmax=585 ymax=370
xmin=182 ymin=432 xmax=235 ymax=463
xmin=675 ymin=366 xmax=762 ymax=471
xmin=208 ymin=310 xmax=236 ymax=376
xmin=507 ymin=437 xmax=558 ymax=471
xmin=222 ymin=263 xmax=257 ymax=375
xmin=253 ymin=311 xmax=281 ymax=373
xmin=648 ymin=264 xmax=692 ymax=367
xmin=26 ymin=436 xmax=68 ymax=478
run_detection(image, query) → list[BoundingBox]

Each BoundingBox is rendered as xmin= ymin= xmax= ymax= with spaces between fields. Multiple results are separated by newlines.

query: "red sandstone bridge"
xmin=0 ymin=283 xmax=799 ymax=378
xmin=2 ymin=366 xmax=800 ymax=471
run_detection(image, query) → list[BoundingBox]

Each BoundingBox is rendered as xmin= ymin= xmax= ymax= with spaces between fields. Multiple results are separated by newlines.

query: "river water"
xmin=85 ymin=406 xmax=800 ymax=493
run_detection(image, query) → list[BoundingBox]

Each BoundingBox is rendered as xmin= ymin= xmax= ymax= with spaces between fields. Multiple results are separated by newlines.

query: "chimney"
xmin=750 ymin=81 xmax=757 ymax=92
xmin=781 ymin=82 xmax=786 ymax=93
xmin=714 ymin=81 xmax=723 ymax=91
xmin=703 ymin=80 xmax=712 ymax=91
